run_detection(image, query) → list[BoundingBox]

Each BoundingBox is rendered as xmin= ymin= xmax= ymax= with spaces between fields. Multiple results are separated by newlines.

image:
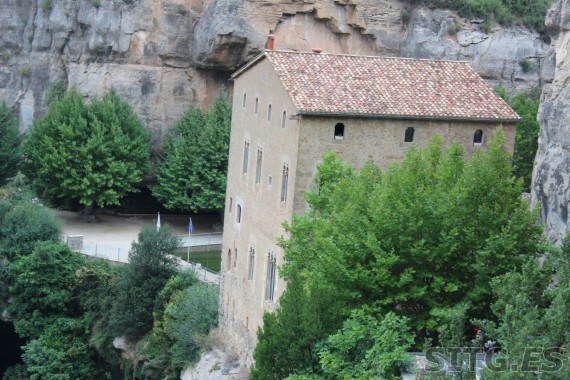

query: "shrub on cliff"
xmin=0 ymin=102 xmax=21 ymax=186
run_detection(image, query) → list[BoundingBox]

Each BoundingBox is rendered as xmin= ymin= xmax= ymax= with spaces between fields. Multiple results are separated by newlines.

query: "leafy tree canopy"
xmin=495 ymin=87 xmax=540 ymax=191
xmin=0 ymin=102 xmax=21 ymax=186
xmin=152 ymin=93 xmax=231 ymax=214
xmin=253 ymin=129 xmax=546 ymax=378
xmin=22 ymin=88 xmax=150 ymax=212
xmin=109 ymin=224 xmax=180 ymax=339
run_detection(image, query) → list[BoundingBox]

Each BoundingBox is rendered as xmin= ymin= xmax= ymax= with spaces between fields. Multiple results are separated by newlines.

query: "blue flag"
xmin=187 ymin=218 xmax=195 ymax=234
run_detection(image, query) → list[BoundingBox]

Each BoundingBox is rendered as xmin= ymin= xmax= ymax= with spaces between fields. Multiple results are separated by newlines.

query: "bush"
xmin=520 ymin=58 xmax=535 ymax=73
xmin=0 ymin=102 xmax=21 ymax=186
xmin=109 ymin=225 xmax=180 ymax=339
xmin=0 ymin=198 xmax=62 ymax=261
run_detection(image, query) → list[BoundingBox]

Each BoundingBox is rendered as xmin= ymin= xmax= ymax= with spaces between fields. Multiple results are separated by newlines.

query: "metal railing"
xmin=178 ymin=232 xmax=223 ymax=247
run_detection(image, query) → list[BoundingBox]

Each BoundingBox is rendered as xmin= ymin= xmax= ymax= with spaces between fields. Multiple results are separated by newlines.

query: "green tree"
xmin=7 ymin=241 xmax=86 ymax=339
xmin=510 ymin=93 xmax=540 ymax=191
xmin=22 ymin=88 xmax=150 ymax=214
xmin=0 ymin=102 xmax=21 ymax=186
xmin=109 ymin=225 xmax=179 ymax=339
xmin=0 ymin=199 xmax=62 ymax=261
xmin=153 ymin=93 xmax=231 ymax=214
xmin=319 ymin=309 xmax=414 ymax=380
xmin=163 ymin=283 xmax=219 ymax=368
xmin=494 ymin=87 xmax=540 ymax=191
xmin=254 ymin=130 xmax=546 ymax=378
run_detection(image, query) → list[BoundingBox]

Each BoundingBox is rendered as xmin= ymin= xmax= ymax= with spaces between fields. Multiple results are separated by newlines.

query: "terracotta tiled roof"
xmin=234 ymin=51 xmax=520 ymax=122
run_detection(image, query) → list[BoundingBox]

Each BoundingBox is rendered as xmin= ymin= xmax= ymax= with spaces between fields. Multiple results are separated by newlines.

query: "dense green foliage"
xmin=152 ymin=93 xmax=231 ymax=213
xmin=479 ymin=238 xmax=570 ymax=379
xmin=0 ymin=102 xmax=21 ymax=186
xmin=138 ymin=272 xmax=219 ymax=379
xmin=410 ymin=0 xmax=553 ymax=35
xmin=6 ymin=242 xmax=109 ymax=379
xmin=495 ymin=87 xmax=540 ymax=191
xmin=253 ymin=130 xmax=546 ymax=379
xmin=109 ymin=225 xmax=179 ymax=339
xmin=0 ymin=182 xmax=62 ymax=261
xmin=22 ymin=88 xmax=150 ymax=212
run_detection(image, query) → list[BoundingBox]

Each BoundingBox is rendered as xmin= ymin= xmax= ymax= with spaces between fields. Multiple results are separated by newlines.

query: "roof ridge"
xmin=265 ymin=49 xmax=470 ymax=64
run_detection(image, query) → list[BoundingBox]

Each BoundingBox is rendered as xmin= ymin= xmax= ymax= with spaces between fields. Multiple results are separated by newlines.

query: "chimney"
xmin=267 ymin=30 xmax=275 ymax=50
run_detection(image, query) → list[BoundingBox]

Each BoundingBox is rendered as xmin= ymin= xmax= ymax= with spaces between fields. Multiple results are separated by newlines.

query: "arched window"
xmin=473 ymin=130 xmax=483 ymax=145
xmin=255 ymin=97 xmax=259 ymax=114
xmin=334 ymin=123 xmax=345 ymax=140
xmin=234 ymin=248 xmax=237 ymax=268
xmin=282 ymin=111 xmax=287 ymax=128
xmin=243 ymin=92 xmax=246 ymax=108
xmin=268 ymin=104 xmax=272 ymax=121
xmin=236 ymin=204 xmax=242 ymax=224
xmin=227 ymin=249 xmax=232 ymax=271
xmin=405 ymin=127 xmax=415 ymax=142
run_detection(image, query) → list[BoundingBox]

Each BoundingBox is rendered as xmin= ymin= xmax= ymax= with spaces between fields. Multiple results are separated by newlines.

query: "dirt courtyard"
xmin=57 ymin=210 xmax=222 ymax=248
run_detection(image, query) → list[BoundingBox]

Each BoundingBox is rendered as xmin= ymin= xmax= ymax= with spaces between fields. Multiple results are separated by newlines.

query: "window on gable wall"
xmin=282 ymin=111 xmax=287 ymax=128
xmin=405 ymin=127 xmax=415 ymax=142
xmin=227 ymin=249 xmax=232 ymax=271
xmin=255 ymin=98 xmax=259 ymax=115
xmin=234 ymin=248 xmax=237 ymax=268
xmin=268 ymin=104 xmax=272 ymax=121
xmin=255 ymin=148 xmax=263 ymax=184
xmin=243 ymin=141 xmax=249 ymax=174
xmin=265 ymin=251 xmax=277 ymax=301
xmin=243 ymin=93 xmax=246 ymax=108
xmin=236 ymin=204 xmax=242 ymax=224
xmin=334 ymin=123 xmax=345 ymax=140
xmin=280 ymin=163 xmax=289 ymax=203
xmin=248 ymin=246 xmax=255 ymax=281
xmin=473 ymin=130 xmax=483 ymax=145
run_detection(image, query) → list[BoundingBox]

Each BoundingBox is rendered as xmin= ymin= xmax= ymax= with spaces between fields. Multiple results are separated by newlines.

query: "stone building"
xmin=219 ymin=49 xmax=520 ymax=361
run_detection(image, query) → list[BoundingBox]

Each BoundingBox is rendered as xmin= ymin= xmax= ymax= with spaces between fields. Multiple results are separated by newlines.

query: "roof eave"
xmin=297 ymin=111 xmax=521 ymax=124
xmin=230 ymin=51 xmax=269 ymax=80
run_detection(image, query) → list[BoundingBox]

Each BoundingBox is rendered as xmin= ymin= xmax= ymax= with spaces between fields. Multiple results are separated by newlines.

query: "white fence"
xmin=63 ymin=234 xmax=220 ymax=284
xmin=179 ymin=232 xmax=223 ymax=247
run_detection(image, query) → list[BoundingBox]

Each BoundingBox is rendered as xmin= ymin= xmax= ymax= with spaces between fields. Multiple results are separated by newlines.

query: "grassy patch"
xmin=175 ymin=249 xmax=221 ymax=273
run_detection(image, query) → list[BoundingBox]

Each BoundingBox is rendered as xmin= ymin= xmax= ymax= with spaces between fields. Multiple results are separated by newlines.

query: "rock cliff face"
xmin=0 ymin=0 xmax=550 ymax=143
xmin=532 ymin=0 xmax=570 ymax=244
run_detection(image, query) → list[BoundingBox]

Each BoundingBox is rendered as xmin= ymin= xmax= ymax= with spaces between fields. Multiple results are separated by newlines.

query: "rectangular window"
xmin=234 ymin=248 xmax=237 ymax=268
xmin=236 ymin=204 xmax=242 ymax=224
xmin=248 ymin=246 xmax=255 ymax=280
xmin=265 ymin=252 xmax=276 ymax=301
xmin=280 ymin=164 xmax=289 ymax=203
xmin=255 ymin=148 xmax=263 ymax=184
xmin=242 ymin=141 xmax=249 ymax=174
xmin=334 ymin=123 xmax=345 ymax=140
